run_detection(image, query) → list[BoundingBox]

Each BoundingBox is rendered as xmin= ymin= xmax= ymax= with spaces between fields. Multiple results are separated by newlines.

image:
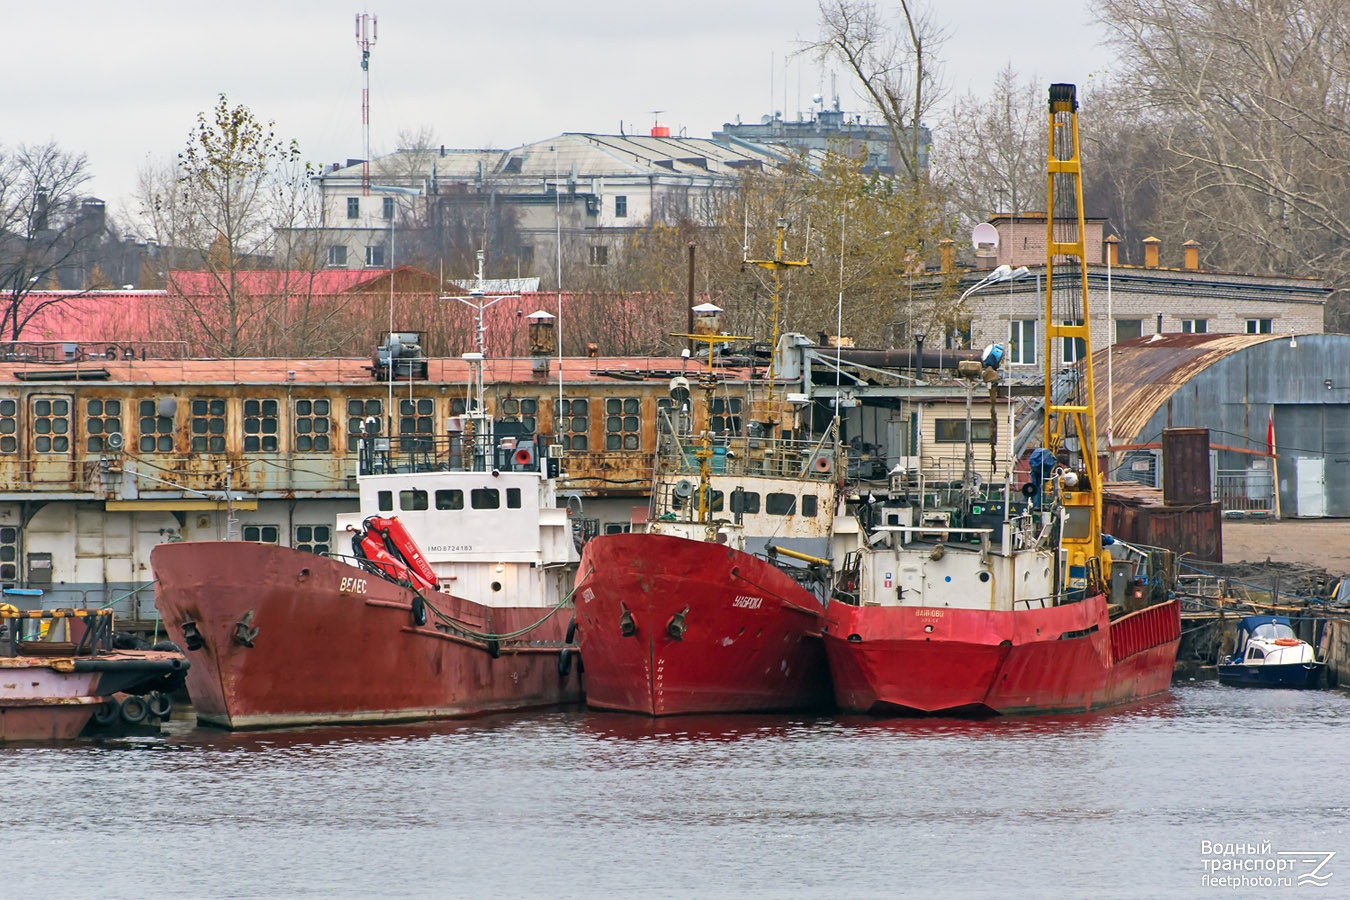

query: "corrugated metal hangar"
xmin=1097 ymin=333 xmax=1350 ymax=518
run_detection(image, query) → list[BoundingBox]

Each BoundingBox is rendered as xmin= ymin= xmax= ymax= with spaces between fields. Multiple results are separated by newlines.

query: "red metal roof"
xmin=0 ymin=355 xmax=757 ymax=387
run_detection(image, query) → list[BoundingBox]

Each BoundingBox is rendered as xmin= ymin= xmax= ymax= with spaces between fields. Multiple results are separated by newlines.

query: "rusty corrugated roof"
xmin=1094 ymin=332 xmax=1285 ymax=443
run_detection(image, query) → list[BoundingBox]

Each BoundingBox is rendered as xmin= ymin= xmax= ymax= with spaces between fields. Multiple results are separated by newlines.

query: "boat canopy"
xmin=1236 ymin=616 xmax=1298 ymax=642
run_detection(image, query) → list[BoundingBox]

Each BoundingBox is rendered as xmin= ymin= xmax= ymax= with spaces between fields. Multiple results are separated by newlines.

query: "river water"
xmin=2 ymin=681 xmax=1346 ymax=900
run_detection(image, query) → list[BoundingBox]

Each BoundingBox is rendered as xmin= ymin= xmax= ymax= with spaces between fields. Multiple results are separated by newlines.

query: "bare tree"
xmin=808 ymin=0 xmax=948 ymax=183
xmin=136 ymin=95 xmax=327 ymax=356
xmin=936 ymin=65 xmax=1046 ymax=228
xmin=1093 ymin=0 xmax=1350 ymax=327
xmin=0 ymin=142 xmax=102 ymax=340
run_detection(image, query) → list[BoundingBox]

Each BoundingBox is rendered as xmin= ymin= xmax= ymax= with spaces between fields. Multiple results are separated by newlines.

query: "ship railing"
xmin=0 ymin=607 xmax=116 ymax=657
xmin=654 ymin=435 xmax=840 ymax=482
xmin=358 ymin=431 xmax=554 ymax=477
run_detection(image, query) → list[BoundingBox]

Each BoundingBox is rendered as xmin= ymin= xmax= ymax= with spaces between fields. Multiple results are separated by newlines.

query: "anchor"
xmin=667 ymin=606 xmax=690 ymax=641
xmin=180 ymin=619 xmax=204 ymax=652
xmin=232 ymin=610 xmax=259 ymax=648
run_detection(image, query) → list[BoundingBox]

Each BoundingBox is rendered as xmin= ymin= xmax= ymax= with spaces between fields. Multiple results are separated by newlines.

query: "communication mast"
xmin=355 ymin=12 xmax=378 ymax=195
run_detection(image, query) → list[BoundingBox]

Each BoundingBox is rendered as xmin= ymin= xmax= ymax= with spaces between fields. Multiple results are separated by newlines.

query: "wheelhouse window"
xmin=85 ymin=398 xmax=122 ymax=453
xmin=436 ymin=489 xmax=464 ymax=510
xmin=191 ymin=398 xmax=227 ymax=453
xmin=730 ymin=490 xmax=760 ymax=514
xmin=471 ymin=488 xmax=500 ymax=509
xmin=766 ymin=493 xmax=798 ymax=515
xmin=294 ymin=399 xmax=331 ymax=452
xmin=400 ymin=489 xmax=428 ymax=511
xmin=604 ymin=397 xmax=641 ymax=451
xmin=138 ymin=399 xmax=175 ymax=453
xmin=243 ymin=398 xmax=279 ymax=452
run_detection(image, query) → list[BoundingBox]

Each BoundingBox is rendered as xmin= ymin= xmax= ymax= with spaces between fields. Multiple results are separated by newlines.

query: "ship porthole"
xmin=924 ymin=625 xmax=934 ymax=633
xmin=847 ymin=633 xmax=862 ymax=643
xmin=978 ymin=572 xmax=990 ymax=583
xmin=491 ymin=581 xmax=503 ymax=592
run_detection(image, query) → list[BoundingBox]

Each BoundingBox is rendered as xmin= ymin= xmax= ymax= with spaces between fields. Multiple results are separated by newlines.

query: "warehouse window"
xmin=32 ymin=397 xmax=70 ymax=454
xmin=557 ymin=398 xmax=588 ymax=451
xmin=242 ymin=525 xmax=279 ymax=544
xmin=243 ymin=398 xmax=279 ymax=452
xmin=1008 ymin=320 xmax=1036 ymax=365
xmin=604 ymin=397 xmax=641 ymax=451
xmin=294 ymin=525 xmax=331 ymax=555
xmin=191 ymin=398 xmax=227 ymax=453
xmin=347 ymin=398 xmax=382 ymax=451
xmin=139 ymin=399 xmax=175 ymax=453
xmin=0 ymin=399 xmax=15 ymax=454
xmin=86 ymin=398 xmax=122 ymax=453
xmin=294 ymin=399 xmax=331 ymax=452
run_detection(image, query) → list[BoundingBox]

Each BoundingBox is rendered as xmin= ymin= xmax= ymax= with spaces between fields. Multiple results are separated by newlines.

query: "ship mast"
xmin=743 ymin=218 xmax=811 ymax=381
xmin=1042 ymin=83 xmax=1107 ymax=594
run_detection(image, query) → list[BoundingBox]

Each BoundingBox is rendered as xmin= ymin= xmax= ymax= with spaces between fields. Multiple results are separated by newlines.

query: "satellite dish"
xmin=971 ymin=222 xmax=999 ymax=249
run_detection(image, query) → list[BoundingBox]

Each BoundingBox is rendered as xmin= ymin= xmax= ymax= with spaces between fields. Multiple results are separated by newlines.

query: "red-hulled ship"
xmin=574 ymin=248 xmax=836 ymax=716
xmin=822 ymin=83 xmax=1180 ymax=716
xmin=153 ymin=342 xmax=581 ymax=729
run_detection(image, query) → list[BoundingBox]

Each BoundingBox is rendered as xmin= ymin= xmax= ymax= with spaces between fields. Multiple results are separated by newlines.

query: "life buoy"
xmin=1273 ymin=637 xmax=1301 ymax=646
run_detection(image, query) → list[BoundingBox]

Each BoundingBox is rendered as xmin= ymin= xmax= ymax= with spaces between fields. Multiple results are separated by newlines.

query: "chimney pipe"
xmin=939 ymin=238 xmax=954 ymax=273
xmin=1143 ymin=236 xmax=1161 ymax=269
xmin=1182 ymin=239 xmax=1199 ymax=271
xmin=1105 ymin=234 xmax=1120 ymax=267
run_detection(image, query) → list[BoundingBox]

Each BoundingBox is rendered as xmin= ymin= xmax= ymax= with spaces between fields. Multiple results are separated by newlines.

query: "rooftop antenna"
xmin=355 ymin=12 xmax=378 ymax=196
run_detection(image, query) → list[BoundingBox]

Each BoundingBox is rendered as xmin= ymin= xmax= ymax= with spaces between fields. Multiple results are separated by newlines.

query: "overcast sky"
xmin=7 ymin=1 xmax=1111 ymax=223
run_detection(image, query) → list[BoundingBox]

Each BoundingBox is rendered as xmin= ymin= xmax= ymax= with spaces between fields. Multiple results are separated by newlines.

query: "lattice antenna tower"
xmin=356 ymin=12 xmax=378 ymax=196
